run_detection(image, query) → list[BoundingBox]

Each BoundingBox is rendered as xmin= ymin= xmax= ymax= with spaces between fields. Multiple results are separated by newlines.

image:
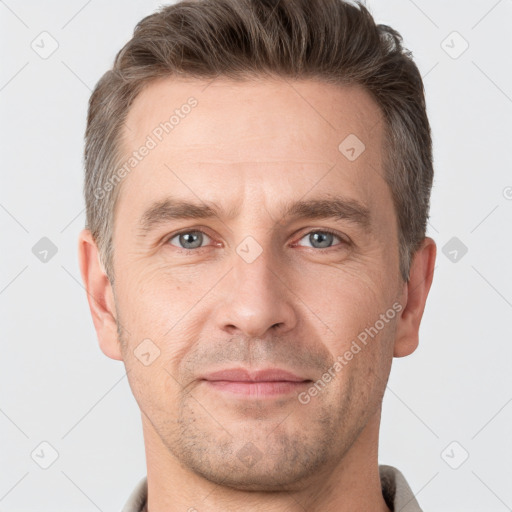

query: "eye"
xmin=167 ymin=230 xmax=212 ymax=250
xmin=295 ymin=229 xmax=347 ymax=250
xmin=165 ymin=228 xmax=348 ymax=252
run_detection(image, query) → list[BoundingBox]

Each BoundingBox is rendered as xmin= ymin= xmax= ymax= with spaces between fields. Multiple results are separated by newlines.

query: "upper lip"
xmin=201 ymin=368 xmax=310 ymax=382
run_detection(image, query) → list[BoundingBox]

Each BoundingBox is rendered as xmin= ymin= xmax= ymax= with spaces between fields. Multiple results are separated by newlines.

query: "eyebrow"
xmin=137 ymin=195 xmax=372 ymax=236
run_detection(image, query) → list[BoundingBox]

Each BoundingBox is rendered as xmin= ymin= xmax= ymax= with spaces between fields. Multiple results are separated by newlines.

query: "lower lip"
xmin=204 ymin=380 xmax=310 ymax=398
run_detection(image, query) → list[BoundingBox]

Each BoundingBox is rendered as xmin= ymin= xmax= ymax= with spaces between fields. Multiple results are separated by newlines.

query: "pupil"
xmin=311 ymin=232 xmax=332 ymax=248
xmin=181 ymin=232 xmax=201 ymax=248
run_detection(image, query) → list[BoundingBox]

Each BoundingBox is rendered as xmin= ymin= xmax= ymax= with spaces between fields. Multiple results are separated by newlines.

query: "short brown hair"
xmin=84 ymin=0 xmax=433 ymax=283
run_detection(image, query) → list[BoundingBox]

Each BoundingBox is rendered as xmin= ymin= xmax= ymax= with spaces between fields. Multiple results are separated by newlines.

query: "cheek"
xmin=115 ymin=274 xmax=195 ymax=412
xmin=288 ymin=258 xmax=397 ymax=384
xmin=291 ymin=261 xmax=385 ymax=330
xmin=117 ymin=261 xmax=210 ymax=336
xmin=114 ymin=263 xmax=219 ymax=398
xmin=123 ymin=357 xmax=184 ymax=432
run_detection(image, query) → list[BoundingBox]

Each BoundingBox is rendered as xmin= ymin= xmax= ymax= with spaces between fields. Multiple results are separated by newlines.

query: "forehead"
xmin=115 ymin=76 xmax=390 ymax=229
xmin=122 ymin=76 xmax=383 ymax=160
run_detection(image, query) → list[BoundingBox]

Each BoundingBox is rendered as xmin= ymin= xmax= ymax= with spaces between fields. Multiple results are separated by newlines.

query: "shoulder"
xmin=379 ymin=464 xmax=424 ymax=512
xmin=121 ymin=475 xmax=148 ymax=512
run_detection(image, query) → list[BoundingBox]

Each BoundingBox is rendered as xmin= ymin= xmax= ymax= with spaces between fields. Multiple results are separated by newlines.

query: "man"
xmin=78 ymin=0 xmax=436 ymax=510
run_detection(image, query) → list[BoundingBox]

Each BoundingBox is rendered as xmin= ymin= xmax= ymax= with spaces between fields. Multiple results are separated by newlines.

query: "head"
xmin=79 ymin=0 xmax=436 ymax=494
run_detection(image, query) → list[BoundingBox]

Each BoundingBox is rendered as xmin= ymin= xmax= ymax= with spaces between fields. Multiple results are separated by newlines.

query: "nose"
xmin=213 ymin=243 xmax=298 ymax=339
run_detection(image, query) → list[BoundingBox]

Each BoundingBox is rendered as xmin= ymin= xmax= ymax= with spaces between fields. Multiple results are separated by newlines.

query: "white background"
xmin=1 ymin=0 xmax=511 ymax=510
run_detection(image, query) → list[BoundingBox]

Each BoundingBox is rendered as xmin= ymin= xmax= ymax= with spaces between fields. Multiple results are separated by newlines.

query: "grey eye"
xmin=298 ymin=231 xmax=342 ymax=249
xmin=169 ymin=231 xmax=211 ymax=249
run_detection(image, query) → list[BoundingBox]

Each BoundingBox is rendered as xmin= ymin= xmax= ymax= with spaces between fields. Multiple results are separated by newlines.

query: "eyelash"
xmin=165 ymin=227 xmax=350 ymax=252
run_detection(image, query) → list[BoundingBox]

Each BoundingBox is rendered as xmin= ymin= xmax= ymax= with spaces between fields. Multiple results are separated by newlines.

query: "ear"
xmin=77 ymin=229 xmax=123 ymax=361
xmin=394 ymin=237 xmax=436 ymax=358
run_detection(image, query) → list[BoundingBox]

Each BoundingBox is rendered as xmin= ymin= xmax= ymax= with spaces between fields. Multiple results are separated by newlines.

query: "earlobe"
xmin=393 ymin=237 xmax=437 ymax=358
xmin=77 ymin=229 xmax=123 ymax=361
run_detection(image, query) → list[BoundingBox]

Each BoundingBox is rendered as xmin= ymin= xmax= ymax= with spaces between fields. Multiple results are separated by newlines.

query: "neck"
xmin=142 ymin=408 xmax=391 ymax=512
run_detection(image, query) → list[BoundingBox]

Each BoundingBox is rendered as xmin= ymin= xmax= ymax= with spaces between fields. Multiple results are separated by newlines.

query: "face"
xmin=107 ymin=77 xmax=405 ymax=490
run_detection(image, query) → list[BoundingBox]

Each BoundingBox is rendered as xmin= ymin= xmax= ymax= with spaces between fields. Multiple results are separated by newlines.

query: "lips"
xmin=200 ymin=368 xmax=312 ymax=398
xmin=201 ymin=368 xmax=310 ymax=383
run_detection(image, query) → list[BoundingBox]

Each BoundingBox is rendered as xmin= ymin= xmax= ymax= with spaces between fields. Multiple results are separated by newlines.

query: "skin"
xmin=78 ymin=77 xmax=436 ymax=512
